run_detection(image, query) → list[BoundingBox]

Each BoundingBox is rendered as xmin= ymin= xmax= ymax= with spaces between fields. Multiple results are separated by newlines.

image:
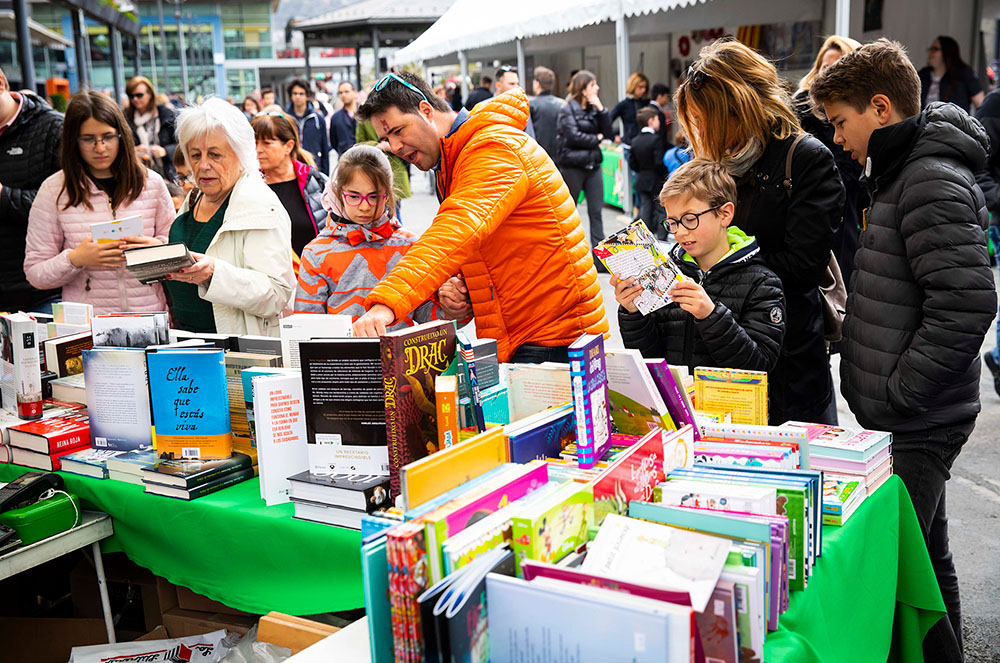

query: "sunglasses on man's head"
xmin=373 ymin=73 xmax=430 ymax=106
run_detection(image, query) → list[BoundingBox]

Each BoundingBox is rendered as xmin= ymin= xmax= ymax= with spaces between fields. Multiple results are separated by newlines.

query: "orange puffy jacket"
xmin=365 ymin=89 xmax=609 ymax=362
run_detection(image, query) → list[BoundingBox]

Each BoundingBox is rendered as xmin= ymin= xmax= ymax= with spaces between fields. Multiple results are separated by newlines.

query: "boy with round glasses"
xmin=613 ymin=158 xmax=786 ymax=374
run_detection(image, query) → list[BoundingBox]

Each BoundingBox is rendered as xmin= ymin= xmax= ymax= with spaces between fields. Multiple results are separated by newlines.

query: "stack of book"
xmin=785 ymin=422 xmax=893 ymax=526
xmin=106 ymin=449 xmax=158 ymax=484
xmin=287 ymin=472 xmax=391 ymax=529
xmin=61 ymin=448 xmax=126 ymax=479
xmin=140 ymin=453 xmax=255 ymax=500
xmin=5 ymin=407 xmax=90 ymax=471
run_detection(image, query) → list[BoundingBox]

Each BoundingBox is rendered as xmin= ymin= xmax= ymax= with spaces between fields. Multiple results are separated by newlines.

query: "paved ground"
xmin=401 ymin=177 xmax=1000 ymax=661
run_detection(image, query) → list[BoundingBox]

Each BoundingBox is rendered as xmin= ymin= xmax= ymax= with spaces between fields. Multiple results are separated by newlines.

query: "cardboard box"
xmin=70 ymin=554 xmax=161 ymax=634
xmin=0 ymin=617 xmax=108 ymax=663
xmin=155 ymin=576 xmax=254 ymax=618
xmin=161 ymin=608 xmax=256 ymax=637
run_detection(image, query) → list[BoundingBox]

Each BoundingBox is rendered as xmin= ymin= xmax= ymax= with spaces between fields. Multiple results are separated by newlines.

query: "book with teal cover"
xmin=362 ymin=535 xmax=393 ymax=663
xmin=568 ymin=333 xmax=611 ymax=469
xmin=147 ymin=349 xmax=232 ymax=459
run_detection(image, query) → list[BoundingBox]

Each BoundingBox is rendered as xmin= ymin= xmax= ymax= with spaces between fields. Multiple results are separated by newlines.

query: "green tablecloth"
xmin=601 ymin=144 xmax=626 ymax=209
xmin=1 ymin=465 xmax=942 ymax=660
xmin=765 ymin=475 xmax=945 ymax=663
xmin=0 ymin=464 xmax=363 ymax=616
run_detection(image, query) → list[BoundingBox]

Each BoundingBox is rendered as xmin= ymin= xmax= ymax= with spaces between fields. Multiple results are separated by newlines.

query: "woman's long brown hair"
xmin=60 ymin=91 xmax=146 ymax=212
xmin=250 ymin=112 xmax=316 ymax=167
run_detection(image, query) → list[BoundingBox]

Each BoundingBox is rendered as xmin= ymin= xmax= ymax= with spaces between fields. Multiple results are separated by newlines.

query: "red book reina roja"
xmin=8 ymin=411 xmax=91 ymax=454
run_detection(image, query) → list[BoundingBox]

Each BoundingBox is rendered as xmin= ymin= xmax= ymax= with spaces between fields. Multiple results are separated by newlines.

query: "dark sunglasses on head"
xmin=685 ymin=65 xmax=710 ymax=91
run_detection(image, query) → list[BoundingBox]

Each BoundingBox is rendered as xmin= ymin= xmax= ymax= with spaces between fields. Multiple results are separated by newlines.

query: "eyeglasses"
xmin=663 ymin=206 xmax=720 ymax=233
xmin=342 ymin=191 xmax=387 ymax=207
xmin=373 ymin=73 xmax=430 ymax=106
xmin=173 ymin=175 xmax=193 ymax=186
xmin=77 ymin=134 xmax=121 ymax=149
xmin=685 ymin=65 xmax=710 ymax=91
xmin=129 ymin=92 xmax=147 ymax=99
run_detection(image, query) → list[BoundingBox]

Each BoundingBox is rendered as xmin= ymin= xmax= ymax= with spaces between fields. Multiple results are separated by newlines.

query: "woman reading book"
xmin=164 ymin=98 xmax=295 ymax=336
xmin=24 ymin=91 xmax=175 ymax=314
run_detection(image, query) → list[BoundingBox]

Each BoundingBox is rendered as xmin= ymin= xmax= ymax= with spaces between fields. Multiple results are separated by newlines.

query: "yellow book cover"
xmin=401 ymin=427 xmax=507 ymax=511
xmin=225 ymin=351 xmax=280 ymax=440
xmin=693 ymin=367 xmax=768 ymax=425
xmin=436 ymin=375 xmax=459 ymax=449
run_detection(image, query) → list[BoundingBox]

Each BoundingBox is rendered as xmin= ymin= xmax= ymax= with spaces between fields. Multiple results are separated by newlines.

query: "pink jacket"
xmin=24 ymin=169 xmax=176 ymax=314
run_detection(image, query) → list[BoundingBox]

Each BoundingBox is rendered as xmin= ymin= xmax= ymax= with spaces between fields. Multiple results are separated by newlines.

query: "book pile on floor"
xmin=785 ymin=421 xmax=894 ymax=526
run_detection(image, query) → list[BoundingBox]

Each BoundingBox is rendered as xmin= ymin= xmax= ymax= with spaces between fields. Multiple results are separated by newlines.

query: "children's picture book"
xmin=694 ymin=367 xmax=769 ymax=426
xmin=583 ymin=513 xmax=731 ymax=613
xmin=300 ymin=339 xmax=387 ymax=475
xmin=510 ymin=481 xmax=594 ymax=572
xmin=783 ymin=421 xmax=892 ymax=463
xmin=400 ymin=427 xmax=507 ymax=511
xmin=146 ymin=349 xmax=233 ymax=460
xmin=90 ymin=214 xmax=143 ymax=243
xmin=605 ymin=348 xmax=676 ymax=435
xmin=646 ymin=360 xmax=699 ymax=439
xmin=381 ymin=320 xmax=458 ymax=497
xmin=82 ymin=347 xmax=153 ymax=452
xmin=594 ymin=219 xmax=686 ymax=315
xmin=590 ymin=425 xmax=695 ymax=524
xmin=568 ymin=333 xmax=612 ymax=469
xmin=1 ymin=313 xmax=43 ymax=420
xmin=504 ymin=404 xmax=575 ymax=464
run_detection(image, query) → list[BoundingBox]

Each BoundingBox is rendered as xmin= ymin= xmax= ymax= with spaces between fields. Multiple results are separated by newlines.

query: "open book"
xmin=594 ymin=220 xmax=686 ymax=315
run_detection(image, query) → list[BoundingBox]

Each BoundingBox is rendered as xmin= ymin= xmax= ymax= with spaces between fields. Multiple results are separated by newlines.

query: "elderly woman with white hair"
xmin=164 ymin=98 xmax=295 ymax=336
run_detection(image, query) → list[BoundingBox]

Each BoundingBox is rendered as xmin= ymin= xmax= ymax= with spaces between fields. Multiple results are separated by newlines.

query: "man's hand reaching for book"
xmin=353 ymin=304 xmax=395 ymax=337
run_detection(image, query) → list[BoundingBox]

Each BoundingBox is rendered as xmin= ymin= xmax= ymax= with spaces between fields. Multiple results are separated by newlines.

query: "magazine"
xmin=594 ymin=220 xmax=686 ymax=315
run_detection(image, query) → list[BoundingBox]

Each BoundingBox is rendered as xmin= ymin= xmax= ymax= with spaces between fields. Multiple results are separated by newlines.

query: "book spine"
xmin=647 ymin=362 xmax=695 ymax=434
xmin=382 ymin=337 xmax=404 ymax=498
xmin=188 ymin=466 xmax=255 ymax=499
xmin=435 ymin=378 xmax=458 ymax=450
xmin=48 ymin=426 xmax=91 ymax=452
xmin=10 ymin=319 xmax=43 ymax=420
xmin=185 ymin=456 xmax=254 ymax=488
xmin=568 ymin=349 xmax=594 ymax=467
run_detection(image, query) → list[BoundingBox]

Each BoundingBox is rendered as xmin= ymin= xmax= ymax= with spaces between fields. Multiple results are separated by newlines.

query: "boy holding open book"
xmin=809 ymin=39 xmax=997 ymax=661
xmin=613 ymin=159 xmax=785 ymax=372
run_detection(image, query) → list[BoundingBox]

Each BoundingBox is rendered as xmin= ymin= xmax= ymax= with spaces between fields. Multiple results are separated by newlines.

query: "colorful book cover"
xmin=605 ymin=349 xmax=676 ymax=435
xmin=457 ymin=332 xmax=486 ymax=433
xmin=361 ymin=536 xmax=394 ymax=663
xmin=783 ymin=421 xmax=892 ymax=462
xmin=594 ymin=219 xmax=687 ymax=315
xmin=568 ymin=333 xmax=612 ymax=469
xmin=147 ymin=349 xmax=232 ymax=459
xmin=425 ymin=461 xmax=549 ymax=583
xmin=7 ymin=410 xmax=90 ymax=453
xmin=300 ymin=339 xmax=387 ymax=475
xmin=693 ymin=367 xmax=768 ymax=426
xmin=510 ymin=481 xmax=594 ymax=572
xmin=43 ymin=332 xmax=92 ymax=377
xmin=435 ymin=375 xmax=459 ymax=449
xmin=591 ymin=425 xmax=695 ymax=524
xmin=646 ymin=360 xmax=699 ymax=440
xmin=82 ymin=347 xmax=153 ymax=452
xmin=822 ymin=476 xmax=865 ymax=515
xmin=381 ymin=320 xmax=457 ymax=498
xmin=505 ymin=404 xmax=576 ymax=464
xmin=1 ymin=313 xmax=43 ymax=420
xmin=401 ymin=427 xmax=507 ymax=511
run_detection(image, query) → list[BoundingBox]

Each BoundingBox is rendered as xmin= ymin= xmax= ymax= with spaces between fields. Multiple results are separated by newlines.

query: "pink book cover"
xmin=440 ymin=462 xmax=549 ymax=535
xmin=808 ymin=445 xmax=891 ymax=474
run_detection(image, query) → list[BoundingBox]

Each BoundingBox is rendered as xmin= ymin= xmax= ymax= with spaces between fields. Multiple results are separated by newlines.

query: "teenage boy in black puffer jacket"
xmin=811 ymin=39 xmax=996 ymax=663
xmin=614 ymin=158 xmax=785 ymax=376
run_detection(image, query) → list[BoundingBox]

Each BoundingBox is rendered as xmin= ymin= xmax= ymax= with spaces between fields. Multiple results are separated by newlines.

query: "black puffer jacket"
xmin=974 ymin=89 xmax=1000 ymax=222
xmin=732 ymin=133 xmax=845 ymax=424
xmin=842 ymin=102 xmax=997 ymax=433
xmin=556 ymin=99 xmax=612 ymax=170
xmin=618 ymin=230 xmax=785 ymax=376
xmin=0 ymin=93 xmax=63 ymax=310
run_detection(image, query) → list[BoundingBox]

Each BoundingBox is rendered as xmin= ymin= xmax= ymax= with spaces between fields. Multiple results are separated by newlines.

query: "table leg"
xmin=91 ymin=541 xmax=116 ymax=644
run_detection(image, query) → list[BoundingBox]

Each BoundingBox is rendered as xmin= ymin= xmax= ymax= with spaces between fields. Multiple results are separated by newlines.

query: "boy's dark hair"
xmin=357 ymin=71 xmax=451 ymax=121
xmin=479 ymin=75 xmax=492 ymax=87
xmin=173 ymin=145 xmax=187 ymax=168
xmin=261 ymin=86 xmax=274 ymax=96
xmin=809 ymin=38 xmax=921 ymax=119
xmin=636 ymin=107 xmax=658 ymax=127
xmin=650 ymin=83 xmax=670 ymax=100
xmin=287 ymin=78 xmax=309 ymax=96
xmin=534 ymin=66 xmax=556 ymax=92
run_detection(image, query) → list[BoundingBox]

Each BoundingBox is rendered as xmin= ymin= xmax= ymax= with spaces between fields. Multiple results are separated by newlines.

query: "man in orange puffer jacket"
xmin=352 ymin=72 xmax=608 ymax=363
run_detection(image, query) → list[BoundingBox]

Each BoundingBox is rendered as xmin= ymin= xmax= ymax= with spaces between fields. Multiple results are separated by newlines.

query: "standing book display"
xmin=568 ymin=333 xmax=612 ymax=469
xmin=82 ymin=347 xmax=153 ymax=451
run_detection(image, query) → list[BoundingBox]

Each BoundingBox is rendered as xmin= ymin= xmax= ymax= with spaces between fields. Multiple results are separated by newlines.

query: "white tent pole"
xmin=458 ymin=50 xmax=469 ymax=101
xmin=835 ymin=0 xmax=850 ymax=37
xmin=615 ymin=4 xmax=633 ymax=215
xmin=516 ymin=38 xmax=526 ymax=90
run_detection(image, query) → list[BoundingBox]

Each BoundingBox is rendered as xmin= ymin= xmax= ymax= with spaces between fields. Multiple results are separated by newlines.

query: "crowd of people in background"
xmin=3 ymin=32 xmax=1000 ymax=661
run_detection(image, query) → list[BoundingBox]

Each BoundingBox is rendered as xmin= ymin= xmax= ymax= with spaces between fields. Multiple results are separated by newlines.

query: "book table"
xmin=0 ymin=510 xmax=116 ymax=643
xmin=0 ymin=465 xmax=945 ymax=662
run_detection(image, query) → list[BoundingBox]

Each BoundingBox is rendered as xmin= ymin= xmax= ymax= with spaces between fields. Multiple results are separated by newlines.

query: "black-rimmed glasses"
xmin=77 ymin=134 xmax=121 ymax=149
xmin=373 ymin=73 xmax=430 ymax=106
xmin=663 ymin=206 xmax=720 ymax=233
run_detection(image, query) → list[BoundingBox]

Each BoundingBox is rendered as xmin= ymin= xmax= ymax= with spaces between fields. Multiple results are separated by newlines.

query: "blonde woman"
xmin=675 ymin=38 xmax=845 ymax=426
xmin=794 ymin=35 xmax=865 ymax=291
